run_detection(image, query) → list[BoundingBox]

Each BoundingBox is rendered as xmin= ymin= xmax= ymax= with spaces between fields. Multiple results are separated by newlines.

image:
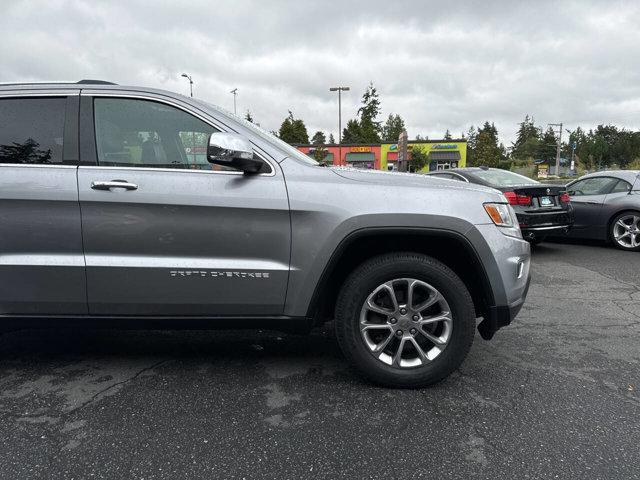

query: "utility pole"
xmin=230 ymin=88 xmax=238 ymax=115
xmin=181 ymin=73 xmax=193 ymax=97
xmin=548 ymin=122 xmax=563 ymax=176
xmin=329 ymin=86 xmax=350 ymax=165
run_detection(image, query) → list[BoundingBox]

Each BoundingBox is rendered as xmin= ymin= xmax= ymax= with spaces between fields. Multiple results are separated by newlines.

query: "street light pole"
xmin=330 ymin=86 xmax=350 ymax=165
xmin=230 ymin=88 xmax=238 ymax=115
xmin=181 ymin=73 xmax=193 ymax=97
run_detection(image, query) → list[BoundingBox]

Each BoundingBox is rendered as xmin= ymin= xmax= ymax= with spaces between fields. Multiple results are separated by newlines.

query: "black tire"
xmin=609 ymin=211 xmax=640 ymax=252
xmin=335 ymin=252 xmax=476 ymax=388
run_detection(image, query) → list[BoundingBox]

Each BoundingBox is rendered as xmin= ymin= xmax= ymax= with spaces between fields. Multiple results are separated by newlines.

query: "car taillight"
xmin=559 ymin=192 xmax=570 ymax=203
xmin=503 ymin=191 xmax=532 ymax=206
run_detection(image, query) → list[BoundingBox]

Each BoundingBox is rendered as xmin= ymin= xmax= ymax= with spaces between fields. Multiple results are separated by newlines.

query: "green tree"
xmin=465 ymin=127 xmax=478 ymax=166
xmin=313 ymin=145 xmax=330 ymax=164
xmin=341 ymin=82 xmax=383 ymax=144
xmin=278 ymin=111 xmax=309 ymax=144
xmin=410 ymin=146 xmax=430 ymax=172
xmin=382 ymin=114 xmax=406 ymax=142
xmin=566 ymin=126 xmax=588 ymax=168
xmin=511 ymin=115 xmax=540 ymax=161
xmin=357 ymin=82 xmax=382 ymax=143
xmin=473 ymin=122 xmax=502 ymax=167
xmin=328 ymin=133 xmax=335 ymax=144
xmin=537 ymin=127 xmax=558 ymax=163
xmin=311 ymin=131 xmax=326 ymax=146
xmin=342 ymin=119 xmax=362 ymax=144
xmin=443 ymin=129 xmax=452 ymax=140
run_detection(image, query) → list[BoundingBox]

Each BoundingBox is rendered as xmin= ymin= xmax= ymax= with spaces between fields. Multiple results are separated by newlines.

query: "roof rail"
xmin=77 ymin=79 xmax=117 ymax=85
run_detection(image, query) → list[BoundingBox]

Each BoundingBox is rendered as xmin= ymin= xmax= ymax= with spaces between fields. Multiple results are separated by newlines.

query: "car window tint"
xmin=472 ymin=169 xmax=539 ymax=186
xmin=610 ymin=179 xmax=632 ymax=193
xmin=94 ymin=98 xmax=233 ymax=171
xmin=568 ymin=177 xmax=618 ymax=196
xmin=0 ymin=97 xmax=66 ymax=164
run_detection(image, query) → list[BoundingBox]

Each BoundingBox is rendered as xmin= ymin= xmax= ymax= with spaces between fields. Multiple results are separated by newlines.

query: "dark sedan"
xmin=427 ymin=167 xmax=574 ymax=244
xmin=565 ymin=170 xmax=640 ymax=251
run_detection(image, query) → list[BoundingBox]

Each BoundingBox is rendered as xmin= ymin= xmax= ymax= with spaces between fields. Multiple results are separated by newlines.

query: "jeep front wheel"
xmin=335 ymin=252 xmax=475 ymax=388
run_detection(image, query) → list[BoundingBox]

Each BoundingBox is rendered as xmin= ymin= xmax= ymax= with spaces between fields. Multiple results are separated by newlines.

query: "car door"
xmin=0 ymin=91 xmax=87 ymax=315
xmin=567 ymin=176 xmax=619 ymax=238
xmin=77 ymin=94 xmax=290 ymax=316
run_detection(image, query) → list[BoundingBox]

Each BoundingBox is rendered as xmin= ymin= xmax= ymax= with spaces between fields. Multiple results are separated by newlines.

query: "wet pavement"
xmin=0 ymin=241 xmax=638 ymax=479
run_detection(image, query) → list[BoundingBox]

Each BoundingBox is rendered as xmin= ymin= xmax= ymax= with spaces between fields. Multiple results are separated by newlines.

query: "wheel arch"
xmin=307 ymin=227 xmax=496 ymax=325
xmin=606 ymin=208 xmax=640 ymax=241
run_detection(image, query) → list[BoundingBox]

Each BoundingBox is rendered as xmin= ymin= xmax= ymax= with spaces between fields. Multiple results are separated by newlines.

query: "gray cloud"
xmin=2 ymin=0 xmax=639 ymax=143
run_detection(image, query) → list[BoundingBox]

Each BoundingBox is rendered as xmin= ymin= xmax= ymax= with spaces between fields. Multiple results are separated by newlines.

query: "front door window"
xmin=93 ymin=97 xmax=231 ymax=171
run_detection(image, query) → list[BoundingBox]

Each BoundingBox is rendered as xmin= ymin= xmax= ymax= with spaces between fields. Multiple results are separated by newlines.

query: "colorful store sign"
xmin=349 ymin=146 xmax=372 ymax=153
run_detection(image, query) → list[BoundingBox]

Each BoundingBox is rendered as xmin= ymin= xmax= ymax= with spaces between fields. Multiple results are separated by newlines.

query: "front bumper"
xmin=478 ymin=273 xmax=530 ymax=340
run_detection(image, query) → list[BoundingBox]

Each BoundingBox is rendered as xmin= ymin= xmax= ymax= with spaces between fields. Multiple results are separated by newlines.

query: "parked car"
xmin=565 ymin=170 xmax=640 ymax=251
xmin=427 ymin=167 xmax=574 ymax=244
xmin=0 ymin=81 xmax=530 ymax=388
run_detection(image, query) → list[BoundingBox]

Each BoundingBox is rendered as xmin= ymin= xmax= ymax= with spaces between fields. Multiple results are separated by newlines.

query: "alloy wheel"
xmin=613 ymin=214 xmax=640 ymax=249
xmin=359 ymin=278 xmax=453 ymax=368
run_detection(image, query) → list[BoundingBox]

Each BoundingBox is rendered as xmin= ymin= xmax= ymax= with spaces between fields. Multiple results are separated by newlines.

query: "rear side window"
xmin=93 ymin=98 xmax=226 ymax=170
xmin=0 ymin=97 xmax=66 ymax=164
xmin=568 ymin=177 xmax=618 ymax=196
xmin=610 ymin=179 xmax=632 ymax=193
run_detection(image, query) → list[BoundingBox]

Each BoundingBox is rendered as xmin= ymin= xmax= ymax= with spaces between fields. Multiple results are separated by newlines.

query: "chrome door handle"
xmin=585 ymin=201 xmax=600 ymax=205
xmin=91 ymin=180 xmax=138 ymax=191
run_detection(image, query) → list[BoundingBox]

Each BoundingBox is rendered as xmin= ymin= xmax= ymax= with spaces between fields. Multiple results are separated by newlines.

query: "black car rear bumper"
xmin=517 ymin=207 xmax=574 ymax=240
xmin=478 ymin=274 xmax=530 ymax=340
xmin=522 ymin=224 xmax=572 ymax=241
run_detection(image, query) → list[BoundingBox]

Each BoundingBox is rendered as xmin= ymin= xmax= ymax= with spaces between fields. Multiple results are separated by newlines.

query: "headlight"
xmin=484 ymin=203 xmax=522 ymax=238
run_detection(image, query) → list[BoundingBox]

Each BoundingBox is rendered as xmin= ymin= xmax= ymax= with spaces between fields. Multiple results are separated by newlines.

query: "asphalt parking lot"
xmin=0 ymin=241 xmax=638 ymax=480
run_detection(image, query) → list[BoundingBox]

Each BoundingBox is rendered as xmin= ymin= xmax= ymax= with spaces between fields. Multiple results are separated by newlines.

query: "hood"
xmin=330 ymin=167 xmax=502 ymax=197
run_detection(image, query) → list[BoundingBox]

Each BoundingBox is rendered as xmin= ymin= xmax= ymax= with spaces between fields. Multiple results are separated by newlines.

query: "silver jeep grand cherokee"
xmin=0 ymin=81 xmax=530 ymax=388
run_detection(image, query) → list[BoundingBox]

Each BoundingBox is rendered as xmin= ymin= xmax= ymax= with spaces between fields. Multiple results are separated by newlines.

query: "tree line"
xmin=275 ymin=82 xmax=407 ymax=147
xmin=508 ymin=116 xmax=640 ymax=170
xmin=248 ymin=83 xmax=640 ymax=170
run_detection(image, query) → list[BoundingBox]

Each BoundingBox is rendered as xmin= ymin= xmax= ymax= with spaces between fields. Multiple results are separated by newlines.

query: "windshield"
xmin=197 ymin=99 xmax=319 ymax=166
xmin=473 ymin=169 xmax=539 ymax=187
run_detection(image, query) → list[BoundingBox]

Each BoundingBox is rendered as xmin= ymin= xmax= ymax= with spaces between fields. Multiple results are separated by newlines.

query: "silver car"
xmin=566 ymin=170 xmax=640 ymax=251
xmin=0 ymin=80 xmax=530 ymax=387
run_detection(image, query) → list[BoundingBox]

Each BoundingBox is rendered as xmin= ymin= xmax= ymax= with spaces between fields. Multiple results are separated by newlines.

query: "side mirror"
xmin=207 ymin=132 xmax=264 ymax=173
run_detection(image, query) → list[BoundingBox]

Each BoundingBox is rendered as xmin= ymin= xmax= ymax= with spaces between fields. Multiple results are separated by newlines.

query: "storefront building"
xmin=381 ymin=140 xmax=467 ymax=172
xmin=296 ymin=139 xmax=466 ymax=172
xmin=296 ymin=144 xmax=381 ymax=169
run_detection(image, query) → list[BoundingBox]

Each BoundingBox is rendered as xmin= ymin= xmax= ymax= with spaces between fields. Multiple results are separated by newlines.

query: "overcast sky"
xmin=2 ymin=0 xmax=639 ymax=144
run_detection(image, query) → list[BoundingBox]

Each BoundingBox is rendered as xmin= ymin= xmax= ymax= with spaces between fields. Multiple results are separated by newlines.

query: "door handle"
xmin=585 ymin=201 xmax=600 ymax=205
xmin=91 ymin=180 xmax=138 ymax=191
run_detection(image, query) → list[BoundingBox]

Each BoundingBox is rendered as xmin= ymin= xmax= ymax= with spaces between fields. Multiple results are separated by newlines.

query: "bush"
xmin=627 ymin=158 xmax=640 ymax=170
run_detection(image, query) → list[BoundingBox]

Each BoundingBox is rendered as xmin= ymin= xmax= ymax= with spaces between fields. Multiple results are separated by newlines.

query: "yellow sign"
xmin=538 ymin=164 xmax=549 ymax=179
xmin=350 ymin=146 xmax=372 ymax=153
